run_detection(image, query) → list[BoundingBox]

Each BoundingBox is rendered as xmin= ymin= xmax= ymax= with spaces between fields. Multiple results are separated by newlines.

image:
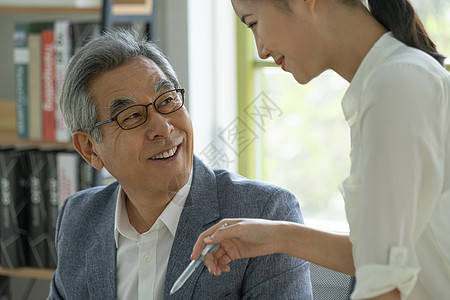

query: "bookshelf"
xmin=0 ymin=267 xmax=53 ymax=281
xmin=0 ymin=100 xmax=73 ymax=150
xmin=0 ymin=2 xmax=154 ymax=298
xmin=0 ymin=6 xmax=90 ymax=295
xmin=0 ymin=0 xmax=154 ymax=295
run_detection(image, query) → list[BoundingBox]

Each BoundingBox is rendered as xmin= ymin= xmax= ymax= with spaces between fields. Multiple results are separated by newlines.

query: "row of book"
xmin=0 ymin=149 xmax=113 ymax=269
xmin=13 ymin=20 xmax=101 ymax=142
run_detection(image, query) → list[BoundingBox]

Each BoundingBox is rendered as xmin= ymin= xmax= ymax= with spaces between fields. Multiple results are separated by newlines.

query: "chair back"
xmin=310 ymin=263 xmax=355 ymax=299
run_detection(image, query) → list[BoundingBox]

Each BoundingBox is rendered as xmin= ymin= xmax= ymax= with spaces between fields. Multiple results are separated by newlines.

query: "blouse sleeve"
xmin=348 ymin=63 xmax=445 ymax=299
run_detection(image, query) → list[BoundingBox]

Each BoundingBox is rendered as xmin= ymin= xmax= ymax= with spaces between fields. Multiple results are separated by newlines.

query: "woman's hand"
xmin=190 ymin=218 xmax=286 ymax=276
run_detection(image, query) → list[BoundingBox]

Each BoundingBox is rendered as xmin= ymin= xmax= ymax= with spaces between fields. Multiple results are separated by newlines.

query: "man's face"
xmin=88 ymin=56 xmax=194 ymax=198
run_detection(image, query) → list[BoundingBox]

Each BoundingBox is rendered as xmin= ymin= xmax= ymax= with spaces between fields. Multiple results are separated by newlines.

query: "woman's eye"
xmin=247 ymin=22 xmax=256 ymax=29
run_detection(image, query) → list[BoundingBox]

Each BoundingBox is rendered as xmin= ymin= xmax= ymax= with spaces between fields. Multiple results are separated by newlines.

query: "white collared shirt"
xmin=340 ymin=32 xmax=450 ymax=299
xmin=114 ymin=172 xmax=192 ymax=300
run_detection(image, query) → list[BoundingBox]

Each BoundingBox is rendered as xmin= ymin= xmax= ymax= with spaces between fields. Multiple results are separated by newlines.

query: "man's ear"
xmin=72 ymin=131 xmax=104 ymax=170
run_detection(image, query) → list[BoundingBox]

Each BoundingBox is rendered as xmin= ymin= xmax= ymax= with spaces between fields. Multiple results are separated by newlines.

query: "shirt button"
xmin=144 ymin=255 xmax=151 ymax=263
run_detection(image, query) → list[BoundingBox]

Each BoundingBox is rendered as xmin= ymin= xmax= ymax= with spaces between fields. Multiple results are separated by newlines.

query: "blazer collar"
xmin=164 ymin=156 xmax=221 ymax=298
xmin=183 ymin=156 xmax=220 ymax=225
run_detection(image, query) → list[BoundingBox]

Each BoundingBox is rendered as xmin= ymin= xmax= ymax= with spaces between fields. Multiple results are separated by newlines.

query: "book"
xmin=28 ymin=32 xmax=42 ymax=141
xmin=0 ymin=274 xmax=10 ymax=299
xmin=71 ymin=22 xmax=101 ymax=55
xmin=57 ymin=152 xmax=79 ymax=208
xmin=0 ymin=150 xmax=29 ymax=268
xmin=41 ymin=28 xmax=56 ymax=142
xmin=43 ymin=151 xmax=58 ymax=268
xmin=26 ymin=151 xmax=48 ymax=268
xmin=79 ymin=159 xmax=97 ymax=191
xmin=54 ymin=20 xmax=73 ymax=143
xmin=98 ymin=168 xmax=115 ymax=186
xmin=79 ymin=159 xmax=115 ymax=190
xmin=28 ymin=22 xmax=54 ymax=141
xmin=13 ymin=23 xmax=30 ymax=139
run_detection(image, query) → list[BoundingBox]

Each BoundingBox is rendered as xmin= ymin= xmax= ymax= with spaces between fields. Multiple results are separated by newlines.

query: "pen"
xmin=169 ymin=243 xmax=220 ymax=295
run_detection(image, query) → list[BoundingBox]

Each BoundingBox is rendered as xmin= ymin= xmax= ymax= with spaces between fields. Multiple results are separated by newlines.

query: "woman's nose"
xmin=256 ymin=39 xmax=270 ymax=59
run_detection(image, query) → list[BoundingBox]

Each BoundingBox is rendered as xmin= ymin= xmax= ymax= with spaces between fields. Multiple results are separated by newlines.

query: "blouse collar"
xmin=341 ymin=32 xmax=402 ymax=127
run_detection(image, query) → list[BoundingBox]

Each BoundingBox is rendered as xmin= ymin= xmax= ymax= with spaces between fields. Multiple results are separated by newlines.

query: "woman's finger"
xmin=191 ymin=221 xmax=225 ymax=260
xmin=191 ymin=219 xmax=239 ymax=260
xmin=203 ymin=252 xmax=219 ymax=274
xmin=212 ymin=246 xmax=226 ymax=260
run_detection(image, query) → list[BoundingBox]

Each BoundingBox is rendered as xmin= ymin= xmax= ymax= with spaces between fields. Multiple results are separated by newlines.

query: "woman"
xmin=191 ymin=0 xmax=450 ymax=299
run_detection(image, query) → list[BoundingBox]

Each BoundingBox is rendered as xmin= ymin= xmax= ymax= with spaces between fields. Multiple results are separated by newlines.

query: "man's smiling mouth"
xmin=150 ymin=146 xmax=178 ymax=160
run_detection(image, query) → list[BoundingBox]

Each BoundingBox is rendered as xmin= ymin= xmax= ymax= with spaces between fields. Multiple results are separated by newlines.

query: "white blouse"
xmin=340 ymin=32 xmax=450 ymax=299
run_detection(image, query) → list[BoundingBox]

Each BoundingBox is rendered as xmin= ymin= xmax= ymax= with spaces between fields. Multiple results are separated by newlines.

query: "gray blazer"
xmin=48 ymin=156 xmax=312 ymax=299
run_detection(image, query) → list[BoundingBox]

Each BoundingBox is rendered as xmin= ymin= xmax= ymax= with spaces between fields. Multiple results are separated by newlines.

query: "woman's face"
xmin=231 ymin=0 xmax=325 ymax=84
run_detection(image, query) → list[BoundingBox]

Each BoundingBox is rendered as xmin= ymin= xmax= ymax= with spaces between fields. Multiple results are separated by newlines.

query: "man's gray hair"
xmin=59 ymin=29 xmax=180 ymax=141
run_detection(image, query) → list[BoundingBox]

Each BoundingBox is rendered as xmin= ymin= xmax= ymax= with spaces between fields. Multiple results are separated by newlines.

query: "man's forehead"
xmin=153 ymin=78 xmax=175 ymax=93
xmin=118 ymin=56 xmax=174 ymax=92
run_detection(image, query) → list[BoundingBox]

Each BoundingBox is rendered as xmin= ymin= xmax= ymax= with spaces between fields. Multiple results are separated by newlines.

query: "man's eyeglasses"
xmin=94 ymin=88 xmax=185 ymax=130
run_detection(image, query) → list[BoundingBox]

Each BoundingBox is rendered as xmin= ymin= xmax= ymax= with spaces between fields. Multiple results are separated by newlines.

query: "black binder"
xmin=43 ymin=151 xmax=58 ymax=268
xmin=26 ymin=150 xmax=48 ymax=268
xmin=0 ymin=150 xmax=29 ymax=268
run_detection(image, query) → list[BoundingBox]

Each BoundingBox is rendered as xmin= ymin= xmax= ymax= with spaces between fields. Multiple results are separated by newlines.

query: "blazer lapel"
xmin=86 ymin=237 xmax=116 ymax=299
xmin=164 ymin=156 xmax=221 ymax=299
xmin=86 ymin=185 xmax=118 ymax=299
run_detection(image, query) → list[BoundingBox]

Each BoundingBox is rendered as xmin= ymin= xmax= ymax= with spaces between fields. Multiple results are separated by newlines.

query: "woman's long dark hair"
xmin=367 ymin=0 xmax=446 ymax=66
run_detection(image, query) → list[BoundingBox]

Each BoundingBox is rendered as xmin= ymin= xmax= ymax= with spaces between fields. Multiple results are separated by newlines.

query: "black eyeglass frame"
xmin=93 ymin=88 xmax=185 ymax=130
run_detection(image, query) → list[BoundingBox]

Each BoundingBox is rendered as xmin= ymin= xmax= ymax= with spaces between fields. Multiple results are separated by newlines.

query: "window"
xmin=256 ymin=68 xmax=350 ymax=228
xmin=237 ymin=0 xmax=450 ymax=231
xmin=413 ymin=0 xmax=450 ymax=63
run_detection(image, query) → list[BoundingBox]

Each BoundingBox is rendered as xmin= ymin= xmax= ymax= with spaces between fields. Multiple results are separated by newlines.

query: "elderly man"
xmin=48 ymin=30 xmax=312 ymax=300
